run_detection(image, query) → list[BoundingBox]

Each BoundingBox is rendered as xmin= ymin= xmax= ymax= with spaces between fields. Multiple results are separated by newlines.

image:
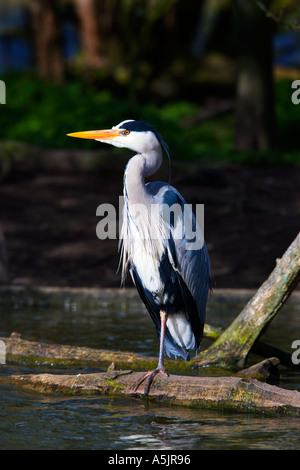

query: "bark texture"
xmin=196 ymin=232 xmax=300 ymax=369
xmin=1 ymin=369 xmax=300 ymax=416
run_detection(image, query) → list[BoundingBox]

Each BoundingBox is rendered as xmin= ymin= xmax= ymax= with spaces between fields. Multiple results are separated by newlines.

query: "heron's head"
xmin=67 ymin=119 xmax=169 ymax=156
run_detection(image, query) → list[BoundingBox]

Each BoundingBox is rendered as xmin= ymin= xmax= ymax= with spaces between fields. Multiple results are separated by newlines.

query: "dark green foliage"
xmin=0 ymin=73 xmax=299 ymax=165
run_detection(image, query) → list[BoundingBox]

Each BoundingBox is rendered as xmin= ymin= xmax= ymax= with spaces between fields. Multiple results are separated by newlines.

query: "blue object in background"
xmin=0 ymin=7 xmax=79 ymax=73
xmin=273 ymin=31 xmax=300 ymax=68
xmin=0 ymin=7 xmax=31 ymax=71
xmin=63 ymin=21 xmax=79 ymax=60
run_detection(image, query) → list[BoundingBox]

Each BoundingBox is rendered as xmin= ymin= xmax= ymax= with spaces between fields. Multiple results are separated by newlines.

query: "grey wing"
xmin=164 ymin=185 xmax=211 ymax=344
xmin=147 ymin=181 xmax=212 ymax=348
xmin=172 ymin=234 xmax=211 ymax=340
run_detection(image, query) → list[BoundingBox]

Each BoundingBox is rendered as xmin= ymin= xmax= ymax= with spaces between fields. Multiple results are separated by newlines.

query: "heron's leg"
xmin=157 ymin=309 xmax=167 ymax=369
xmin=129 ymin=310 xmax=169 ymax=395
xmin=143 ymin=310 xmax=169 ymax=394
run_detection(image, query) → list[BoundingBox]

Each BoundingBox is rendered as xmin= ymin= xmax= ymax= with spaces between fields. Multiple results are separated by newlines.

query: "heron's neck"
xmin=124 ymin=149 xmax=162 ymax=205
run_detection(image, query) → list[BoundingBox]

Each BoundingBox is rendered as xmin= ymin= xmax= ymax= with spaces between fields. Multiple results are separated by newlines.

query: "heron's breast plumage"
xmin=131 ymin=241 xmax=165 ymax=296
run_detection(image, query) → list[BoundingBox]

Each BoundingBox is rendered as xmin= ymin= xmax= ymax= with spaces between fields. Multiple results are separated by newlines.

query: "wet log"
xmin=204 ymin=324 xmax=292 ymax=367
xmin=196 ymin=232 xmax=300 ymax=370
xmin=0 ymin=332 xmax=160 ymax=372
xmin=1 ymin=368 xmax=300 ymax=416
xmin=236 ymin=357 xmax=280 ymax=381
xmin=0 ymin=326 xmax=290 ymax=375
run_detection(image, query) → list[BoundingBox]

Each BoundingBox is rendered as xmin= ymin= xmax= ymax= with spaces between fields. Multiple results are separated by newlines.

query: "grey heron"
xmin=68 ymin=119 xmax=211 ymax=394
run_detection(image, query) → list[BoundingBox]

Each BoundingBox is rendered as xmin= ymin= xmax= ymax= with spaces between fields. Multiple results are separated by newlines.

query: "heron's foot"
xmin=129 ymin=366 xmax=169 ymax=395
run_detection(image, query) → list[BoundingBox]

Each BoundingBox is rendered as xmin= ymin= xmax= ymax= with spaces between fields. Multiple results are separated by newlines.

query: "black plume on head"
xmin=123 ymin=120 xmax=169 ymax=156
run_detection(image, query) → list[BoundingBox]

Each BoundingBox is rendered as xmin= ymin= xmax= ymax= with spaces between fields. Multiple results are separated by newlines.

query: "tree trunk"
xmin=197 ymin=232 xmax=300 ymax=369
xmin=74 ymin=0 xmax=105 ymax=67
xmin=29 ymin=0 xmax=65 ymax=83
xmin=234 ymin=0 xmax=277 ymax=151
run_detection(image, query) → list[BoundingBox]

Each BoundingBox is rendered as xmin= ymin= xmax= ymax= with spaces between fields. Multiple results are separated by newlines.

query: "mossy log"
xmin=0 ymin=332 xmax=161 ymax=371
xmin=0 ymin=324 xmax=291 ymax=374
xmin=1 ymin=368 xmax=300 ymax=416
xmin=196 ymin=232 xmax=300 ymax=370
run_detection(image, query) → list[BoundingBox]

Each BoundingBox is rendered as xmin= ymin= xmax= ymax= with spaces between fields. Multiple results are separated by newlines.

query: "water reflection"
xmin=2 ymin=389 xmax=300 ymax=450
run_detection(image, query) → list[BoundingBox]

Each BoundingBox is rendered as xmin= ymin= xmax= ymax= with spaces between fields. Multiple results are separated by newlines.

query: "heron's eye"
xmin=123 ymin=130 xmax=130 ymax=135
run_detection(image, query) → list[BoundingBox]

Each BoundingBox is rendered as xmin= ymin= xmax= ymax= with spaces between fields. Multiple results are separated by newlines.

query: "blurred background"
xmin=0 ymin=0 xmax=299 ymax=290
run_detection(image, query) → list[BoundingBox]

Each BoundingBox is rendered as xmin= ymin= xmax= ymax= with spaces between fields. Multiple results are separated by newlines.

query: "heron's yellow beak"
xmin=67 ymin=129 xmax=122 ymax=140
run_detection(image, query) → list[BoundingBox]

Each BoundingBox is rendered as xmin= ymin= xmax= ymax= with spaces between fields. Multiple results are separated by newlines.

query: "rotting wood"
xmin=0 ymin=332 xmax=159 ymax=372
xmin=236 ymin=357 xmax=280 ymax=380
xmin=195 ymin=232 xmax=300 ymax=370
xmin=1 ymin=369 xmax=300 ymax=416
xmin=204 ymin=324 xmax=292 ymax=367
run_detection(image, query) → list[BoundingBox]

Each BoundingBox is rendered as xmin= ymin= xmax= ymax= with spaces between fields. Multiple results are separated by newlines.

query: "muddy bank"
xmin=0 ymin=147 xmax=299 ymax=290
